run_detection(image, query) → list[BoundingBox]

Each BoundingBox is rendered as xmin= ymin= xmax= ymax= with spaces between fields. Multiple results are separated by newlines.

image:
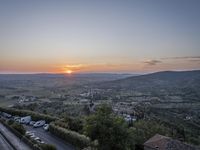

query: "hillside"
xmin=95 ymin=70 xmax=200 ymax=144
xmin=103 ymin=70 xmax=200 ymax=88
xmin=98 ymin=70 xmax=200 ymax=101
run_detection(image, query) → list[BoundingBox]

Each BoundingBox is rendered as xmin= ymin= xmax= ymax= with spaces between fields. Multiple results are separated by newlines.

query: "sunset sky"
xmin=0 ymin=0 xmax=200 ymax=74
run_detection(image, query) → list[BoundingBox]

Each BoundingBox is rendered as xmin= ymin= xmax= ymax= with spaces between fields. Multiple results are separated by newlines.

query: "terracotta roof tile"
xmin=144 ymin=134 xmax=198 ymax=150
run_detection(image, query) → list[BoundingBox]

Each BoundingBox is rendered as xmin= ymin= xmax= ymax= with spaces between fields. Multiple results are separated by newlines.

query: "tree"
xmin=84 ymin=104 xmax=134 ymax=150
xmin=11 ymin=122 xmax=26 ymax=135
xmin=131 ymin=120 xmax=171 ymax=145
xmin=64 ymin=116 xmax=83 ymax=133
xmin=40 ymin=144 xmax=57 ymax=150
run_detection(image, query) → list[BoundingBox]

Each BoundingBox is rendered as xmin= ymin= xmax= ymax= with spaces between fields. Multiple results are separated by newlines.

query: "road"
xmin=24 ymin=125 xmax=75 ymax=150
xmin=0 ymin=132 xmax=14 ymax=150
xmin=0 ymin=123 xmax=31 ymax=150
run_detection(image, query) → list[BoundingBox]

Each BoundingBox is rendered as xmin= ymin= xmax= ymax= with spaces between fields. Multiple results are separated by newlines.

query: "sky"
xmin=0 ymin=0 xmax=200 ymax=74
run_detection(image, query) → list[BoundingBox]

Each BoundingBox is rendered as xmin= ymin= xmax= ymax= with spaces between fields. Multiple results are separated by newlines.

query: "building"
xmin=144 ymin=134 xmax=198 ymax=150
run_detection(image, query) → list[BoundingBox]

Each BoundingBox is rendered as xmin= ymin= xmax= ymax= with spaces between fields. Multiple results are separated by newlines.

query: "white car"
xmin=3 ymin=113 xmax=12 ymax=118
xmin=26 ymin=131 xmax=34 ymax=136
xmin=26 ymin=132 xmax=35 ymax=138
xmin=43 ymin=124 xmax=49 ymax=131
xmin=30 ymin=134 xmax=36 ymax=139
xmin=25 ymin=131 xmax=31 ymax=135
xmin=29 ymin=121 xmax=36 ymax=126
xmin=15 ymin=118 xmax=21 ymax=123
xmin=35 ymin=137 xmax=45 ymax=144
xmin=14 ymin=116 xmax=20 ymax=120
xmin=20 ymin=116 xmax=31 ymax=124
xmin=33 ymin=120 xmax=46 ymax=128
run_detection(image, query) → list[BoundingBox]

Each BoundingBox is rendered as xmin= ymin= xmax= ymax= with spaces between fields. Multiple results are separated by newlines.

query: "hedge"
xmin=49 ymin=123 xmax=90 ymax=149
xmin=0 ymin=107 xmax=58 ymax=123
xmin=40 ymin=144 xmax=57 ymax=150
xmin=0 ymin=118 xmax=42 ymax=150
xmin=1 ymin=118 xmax=58 ymax=150
xmin=11 ymin=122 xmax=26 ymax=135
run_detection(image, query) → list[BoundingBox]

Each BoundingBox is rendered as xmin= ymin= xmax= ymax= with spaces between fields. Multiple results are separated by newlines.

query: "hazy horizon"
xmin=0 ymin=69 xmax=199 ymax=75
xmin=0 ymin=0 xmax=200 ymax=74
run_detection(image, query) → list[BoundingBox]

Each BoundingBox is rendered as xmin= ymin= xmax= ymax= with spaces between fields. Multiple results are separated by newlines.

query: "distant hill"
xmin=0 ymin=73 xmax=133 ymax=82
xmin=0 ymin=73 xmax=134 ymax=90
xmin=102 ymin=70 xmax=200 ymax=87
xmin=99 ymin=70 xmax=200 ymax=101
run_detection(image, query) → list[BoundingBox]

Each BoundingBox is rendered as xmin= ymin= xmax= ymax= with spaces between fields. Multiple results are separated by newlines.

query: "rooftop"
xmin=144 ymin=134 xmax=198 ymax=150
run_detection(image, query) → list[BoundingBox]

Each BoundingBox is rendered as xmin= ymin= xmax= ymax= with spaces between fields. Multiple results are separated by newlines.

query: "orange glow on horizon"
xmin=65 ymin=70 xmax=73 ymax=74
xmin=1 ymin=61 xmax=200 ymax=74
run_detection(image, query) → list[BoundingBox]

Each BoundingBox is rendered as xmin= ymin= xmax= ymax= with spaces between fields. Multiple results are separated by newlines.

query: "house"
xmin=144 ymin=134 xmax=198 ymax=150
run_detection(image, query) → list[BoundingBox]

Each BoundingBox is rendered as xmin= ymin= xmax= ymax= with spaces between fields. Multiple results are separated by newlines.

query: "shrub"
xmin=49 ymin=123 xmax=90 ymax=149
xmin=55 ymin=117 xmax=83 ymax=133
xmin=68 ymin=117 xmax=83 ymax=133
xmin=188 ymin=137 xmax=200 ymax=145
xmin=40 ymin=144 xmax=57 ymax=150
xmin=131 ymin=120 xmax=172 ymax=145
xmin=11 ymin=122 xmax=26 ymax=135
xmin=7 ymin=119 xmax=14 ymax=125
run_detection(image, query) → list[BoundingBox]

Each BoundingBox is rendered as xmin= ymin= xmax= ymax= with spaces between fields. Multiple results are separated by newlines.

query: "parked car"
xmin=30 ymin=134 xmax=36 ymax=138
xmin=20 ymin=116 xmax=31 ymax=124
xmin=29 ymin=121 xmax=36 ymax=126
xmin=33 ymin=120 xmax=46 ymax=128
xmin=34 ymin=137 xmax=45 ymax=144
xmin=26 ymin=131 xmax=30 ymax=134
xmin=25 ymin=131 xmax=33 ymax=136
xmin=14 ymin=116 xmax=21 ymax=121
xmin=43 ymin=124 xmax=49 ymax=131
xmin=26 ymin=131 xmax=35 ymax=138
xmin=2 ymin=112 xmax=12 ymax=118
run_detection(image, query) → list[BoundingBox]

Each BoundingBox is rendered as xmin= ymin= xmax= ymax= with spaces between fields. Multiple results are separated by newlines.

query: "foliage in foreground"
xmin=130 ymin=120 xmax=172 ymax=145
xmin=11 ymin=122 xmax=26 ymax=135
xmin=84 ymin=104 xmax=135 ymax=150
xmin=83 ymin=104 xmax=191 ymax=150
xmin=49 ymin=123 xmax=90 ymax=149
xmin=54 ymin=116 xmax=83 ymax=133
xmin=40 ymin=144 xmax=57 ymax=150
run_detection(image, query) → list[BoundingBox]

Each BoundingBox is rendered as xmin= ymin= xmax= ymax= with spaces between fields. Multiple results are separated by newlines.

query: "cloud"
xmin=143 ymin=60 xmax=162 ymax=66
xmin=64 ymin=64 xmax=84 ymax=69
xmin=161 ymin=56 xmax=200 ymax=64
xmin=161 ymin=56 xmax=200 ymax=60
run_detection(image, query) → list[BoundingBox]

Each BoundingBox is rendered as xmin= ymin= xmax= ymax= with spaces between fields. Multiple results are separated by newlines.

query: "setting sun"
xmin=66 ymin=70 xmax=72 ymax=74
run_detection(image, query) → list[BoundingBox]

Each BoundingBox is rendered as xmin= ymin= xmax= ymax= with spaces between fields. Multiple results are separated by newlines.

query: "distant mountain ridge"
xmin=99 ymin=70 xmax=200 ymax=95
xmin=120 ymin=70 xmax=200 ymax=82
